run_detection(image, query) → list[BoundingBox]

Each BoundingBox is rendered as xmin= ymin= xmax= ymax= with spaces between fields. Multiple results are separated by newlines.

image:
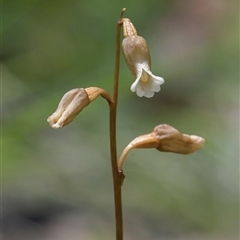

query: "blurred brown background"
xmin=2 ymin=0 xmax=239 ymax=239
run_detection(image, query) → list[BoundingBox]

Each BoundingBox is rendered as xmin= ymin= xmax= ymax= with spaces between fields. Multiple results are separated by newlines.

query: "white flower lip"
xmin=130 ymin=66 xmax=164 ymax=98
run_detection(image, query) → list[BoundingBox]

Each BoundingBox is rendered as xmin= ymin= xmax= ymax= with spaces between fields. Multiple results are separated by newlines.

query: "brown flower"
xmin=118 ymin=124 xmax=205 ymax=172
xmin=47 ymin=88 xmax=90 ymax=129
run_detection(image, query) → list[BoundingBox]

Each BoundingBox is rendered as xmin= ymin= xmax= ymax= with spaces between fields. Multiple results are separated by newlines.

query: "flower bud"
xmin=47 ymin=88 xmax=90 ymax=129
xmin=118 ymin=124 xmax=205 ymax=172
xmin=153 ymin=124 xmax=205 ymax=154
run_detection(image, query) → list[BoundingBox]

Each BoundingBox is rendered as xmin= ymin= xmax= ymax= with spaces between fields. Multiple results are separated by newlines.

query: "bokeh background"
xmin=2 ymin=0 xmax=239 ymax=239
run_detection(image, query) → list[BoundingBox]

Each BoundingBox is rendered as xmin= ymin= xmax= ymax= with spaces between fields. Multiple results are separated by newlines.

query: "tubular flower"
xmin=47 ymin=88 xmax=90 ymax=129
xmin=47 ymin=87 xmax=112 ymax=129
xmin=122 ymin=18 xmax=164 ymax=98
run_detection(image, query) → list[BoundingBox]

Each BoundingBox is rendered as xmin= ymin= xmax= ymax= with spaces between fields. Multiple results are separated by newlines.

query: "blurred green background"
xmin=2 ymin=0 xmax=239 ymax=239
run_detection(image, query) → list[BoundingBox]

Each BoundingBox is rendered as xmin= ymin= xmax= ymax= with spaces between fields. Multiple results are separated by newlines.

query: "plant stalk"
xmin=109 ymin=8 xmax=125 ymax=240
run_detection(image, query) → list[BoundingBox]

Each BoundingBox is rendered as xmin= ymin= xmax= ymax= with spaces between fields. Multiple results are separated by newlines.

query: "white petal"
xmin=144 ymin=90 xmax=154 ymax=98
xmin=153 ymin=76 xmax=164 ymax=84
xmin=142 ymin=81 xmax=154 ymax=98
xmin=139 ymin=80 xmax=153 ymax=98
xmin=150 ymin=80 xmax=161 ymax=92
xmin=143 ymin=69 xmax=164 ymax=84
xmin=154 ymin=76 xmax=164 ymax=85
xmin=136 ymin=84 xmax=145 ymax=97
xmin=130 ymin=76 xmax=141 ymax=92
xmin=131 ymin=67 xmax=164 ymax=98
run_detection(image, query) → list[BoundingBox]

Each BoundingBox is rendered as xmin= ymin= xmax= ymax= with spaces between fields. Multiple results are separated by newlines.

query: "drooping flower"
xmin=47 ymin=87 xmax=112 ymax=129
xmin=122 ymin=18 xmax=164 ymax=98
xmin=118 ymin=124 xmax=205 ymax=172
xmin=47 ymin=88 xmax=90 ymax=129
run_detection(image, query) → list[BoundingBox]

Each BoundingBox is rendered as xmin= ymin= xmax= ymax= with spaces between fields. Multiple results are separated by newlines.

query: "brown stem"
xmin=85 ymin=87 xmax=113 ymax=104
xmin=118 ymin=133 xmax=158 ymax=172
xmin=109 ymin=8 xmax=126 ymax=240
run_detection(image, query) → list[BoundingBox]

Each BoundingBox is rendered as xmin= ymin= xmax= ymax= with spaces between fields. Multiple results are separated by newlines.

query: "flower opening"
xmin=130 ymin=66 xmax=164 ymax=98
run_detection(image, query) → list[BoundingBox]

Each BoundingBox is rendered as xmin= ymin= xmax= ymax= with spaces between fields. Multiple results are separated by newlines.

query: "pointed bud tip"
xmin=47 ymin=116 xmax=63 ymax=129
xmin=189 ymin=135 xmax=205 ymax=149
xmin=51 ymin=123 xmax=62 ymax=129
xmin=122 ymin=18 xmax=137 ymax=37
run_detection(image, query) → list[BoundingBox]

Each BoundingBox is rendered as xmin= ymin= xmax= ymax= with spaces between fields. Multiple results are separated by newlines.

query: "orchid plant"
xmin=47 ymin=9 xmax=204 ymax=240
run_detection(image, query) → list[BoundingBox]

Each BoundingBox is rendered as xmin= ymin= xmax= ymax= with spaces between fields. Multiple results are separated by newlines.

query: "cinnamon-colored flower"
xmin=47 ymin=88 xmax=90 ymax=129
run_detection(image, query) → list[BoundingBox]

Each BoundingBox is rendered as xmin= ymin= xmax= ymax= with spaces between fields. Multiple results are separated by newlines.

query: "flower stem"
xmin=109 ymin=8 xmax=125 ymax=240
